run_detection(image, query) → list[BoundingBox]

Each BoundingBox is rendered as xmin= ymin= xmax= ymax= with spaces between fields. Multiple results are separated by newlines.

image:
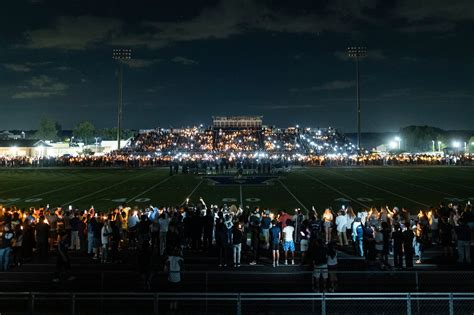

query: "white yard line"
xmin=301 ymin=172 xmax=370 ymax=209
xmin=325 ymin=169 xmax=429 ymax=208
xmin=0 ymin=183 xmax=37 ymax=194
xmin=182 ymin=179 xmax=204 ymax=205
xmin=387 ymin=170 xmax=474 ymax=192
xmin=125 ymin=176 xmax=172 ymax=203
xmin=60 ymin=172 xmax=150 ymax=207
xmin=362 ymin=171 xmax=461 ymax=198
xmin=28 ymin=174 xmax=111 ymax=198
xmin=2 ymin=174 xmax=112 ymax=206
xmin=278 ymin=179 xmax=309 ymax=212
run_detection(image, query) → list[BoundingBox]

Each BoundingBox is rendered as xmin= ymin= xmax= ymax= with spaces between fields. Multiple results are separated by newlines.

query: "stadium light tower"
xmin=347 ymin=46 xmax=367 ymax=151
xmin=112 ymin=48 xmax=132 ymax=150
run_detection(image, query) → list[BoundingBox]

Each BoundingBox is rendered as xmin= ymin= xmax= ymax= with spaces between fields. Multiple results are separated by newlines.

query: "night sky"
xmin=1 ymin=0 xmax=473 ymax=132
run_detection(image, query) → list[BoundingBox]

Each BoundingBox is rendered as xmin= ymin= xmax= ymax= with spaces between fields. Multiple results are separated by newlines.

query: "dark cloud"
xmin=1 ymin=0 xmax=472 ymax=131
xmin=21 ymin=16 xmax=122 ymax=50
xmin=124 ymin=58 xmax=161 ymax=69
xmin=290 ymin=81 xmax=355 ymax=92
xmin=3 ymin=63 xmax=32 ymax=72
xmin=256 ymin=104 xmax=323 ymax=110
xmin=12 ymin=75 xmax=69 ymax=99
xmin=14 ymin=0 xmax=474 ymax=52
xmin=171 ymin=56 xmax=198 ymax=65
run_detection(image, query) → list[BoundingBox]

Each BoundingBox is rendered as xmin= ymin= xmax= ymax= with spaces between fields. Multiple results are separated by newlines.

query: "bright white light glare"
xmin=389 ymin=141 xmax=398 ymax=149
xmin=394 ymin=136 xmax=401 ymax=142
xmin=452 ymin=141 xmax=461 ymax=148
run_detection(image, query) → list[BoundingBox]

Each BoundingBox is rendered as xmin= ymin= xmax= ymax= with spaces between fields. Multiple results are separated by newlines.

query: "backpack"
xmin=356 ymin=224 xmax=364 ymax=239
xmin=310 ymin=220 xmax=321 ymax=236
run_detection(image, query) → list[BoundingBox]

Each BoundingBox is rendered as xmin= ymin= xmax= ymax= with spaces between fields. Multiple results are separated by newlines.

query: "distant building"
xmin=0 ymin=140 xmax=51 ymax=157
xmin=0 ymin=131 xmax=23 ymax=140
xmin=212 ymin=116 xmax=263 ymax=130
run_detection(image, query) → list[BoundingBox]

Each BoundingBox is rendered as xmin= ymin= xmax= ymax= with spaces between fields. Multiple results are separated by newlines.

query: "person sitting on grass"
xmin=282 ymin=219 xmax=295 ymax=265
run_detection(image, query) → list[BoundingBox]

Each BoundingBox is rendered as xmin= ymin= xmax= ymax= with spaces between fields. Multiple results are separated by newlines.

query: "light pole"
xmin=432 ymin=140 xmax=435 ymax=152
xmin=437 ymin=141 xmax=442 ymax=152
xmin=347 ymin=46 xmax=367 ymax=151
xmin=394 ymin=136 xmax=401 ymax=150
xmin=112 ymin=49 xmax=132 ymax=150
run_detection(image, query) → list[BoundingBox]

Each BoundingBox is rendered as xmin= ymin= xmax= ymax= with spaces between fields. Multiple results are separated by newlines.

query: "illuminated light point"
xmin=346 ymin=46 xmax=367 ymax=150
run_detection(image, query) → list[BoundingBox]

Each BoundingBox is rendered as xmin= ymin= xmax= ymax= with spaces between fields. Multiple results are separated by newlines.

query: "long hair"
xmin=346 ymin=206 xmax=356 ymax=218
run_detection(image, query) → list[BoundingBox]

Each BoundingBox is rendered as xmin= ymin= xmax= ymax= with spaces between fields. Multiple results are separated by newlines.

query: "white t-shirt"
xmin=345 ymin=215 xmax=355 ymax=230
xmin=128 ymin=215 xmax=139 ymax=229
xmin=167 ymin=256 xmax=183 ymax=283
xmin=327 ymin=252 xmax=338 ymax=266
xmin=335 ymin=215 xmax=347 ymax=232
xmin=375 ymin=231 xmax=383 ymax=251
xmin=159 ymin=217 xmax=170 ymax=233
xmin=283 ymin=226 xmax=294 ymax=242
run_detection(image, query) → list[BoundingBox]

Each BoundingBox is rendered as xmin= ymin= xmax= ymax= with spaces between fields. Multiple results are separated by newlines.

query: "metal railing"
xmin=4 ymin=269 xmax=474 ymax=293
xmin=0 ymin=292 xmax=473 ymax=315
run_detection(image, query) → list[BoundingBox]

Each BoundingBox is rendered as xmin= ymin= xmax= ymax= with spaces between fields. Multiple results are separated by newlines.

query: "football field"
xmin=0 ymin=166 xmax=473 ymax=213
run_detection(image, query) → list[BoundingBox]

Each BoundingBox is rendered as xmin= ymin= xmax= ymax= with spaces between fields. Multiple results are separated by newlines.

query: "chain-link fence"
xmin=4 ymin=270 xmax=474 ymax=293
xmin=1 ymin=292 xmax=473 ymax=315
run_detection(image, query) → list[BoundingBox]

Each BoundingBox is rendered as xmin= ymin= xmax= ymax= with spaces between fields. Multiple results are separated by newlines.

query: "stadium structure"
xmin=212 ymin=116 xmax=263 ymax=130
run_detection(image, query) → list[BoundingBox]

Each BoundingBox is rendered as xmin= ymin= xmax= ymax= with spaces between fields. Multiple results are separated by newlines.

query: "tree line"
xmin=33 ymin=118 xmax=134 ymax=144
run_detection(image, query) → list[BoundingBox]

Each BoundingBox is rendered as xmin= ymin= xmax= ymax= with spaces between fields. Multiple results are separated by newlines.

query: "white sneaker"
xmin=291 ymin=260 xmax=295 ymax=265
xmin=276 ymin=261 xmax=280 ymax=266
xmin=273 ymin=262 xmax=276 ymax=268
xmin=284 ymin=260 xmax=288 ymax=265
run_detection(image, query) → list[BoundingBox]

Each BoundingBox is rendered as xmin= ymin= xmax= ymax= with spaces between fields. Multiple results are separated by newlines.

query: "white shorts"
xmin=300 ymin=239 xmax=309 ymax=252
xmin=313 ymin=264 xmax=328 ymax=279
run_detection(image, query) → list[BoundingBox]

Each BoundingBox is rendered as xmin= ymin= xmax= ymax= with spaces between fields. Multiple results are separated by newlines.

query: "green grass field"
xmin=0 ymin=167 xmax=473 ymax=213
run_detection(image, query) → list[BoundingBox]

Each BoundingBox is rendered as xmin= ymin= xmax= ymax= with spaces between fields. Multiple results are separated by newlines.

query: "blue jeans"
xmin=357 ymin=239 xmax=364 ymax=257
xmin=87 ymin=233 xmax=94 ymax=254
xmin=0 ymin=247 xmax=12 ymax=271
xmin=457 ymin=240 xmax=471 ymax=264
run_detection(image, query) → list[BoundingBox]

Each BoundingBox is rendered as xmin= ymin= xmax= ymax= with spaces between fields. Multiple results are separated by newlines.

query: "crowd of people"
xmin=0 ymin=152 xmax=473 ymax=169
xmin=1 ymin=198 xmax=473 ymax=291
xmin=1 ymin=126 xmax=473 ymax=168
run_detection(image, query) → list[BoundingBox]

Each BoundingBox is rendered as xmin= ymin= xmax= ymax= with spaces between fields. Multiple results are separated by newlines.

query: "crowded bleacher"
xmin=0 ymin=116 xmax=472 ymax=168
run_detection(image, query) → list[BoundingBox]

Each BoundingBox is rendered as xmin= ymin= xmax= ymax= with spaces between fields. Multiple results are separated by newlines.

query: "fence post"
xmin=406 ymin=293 xmax=412 ymax=315
xmin=29 ymin=293 xmax=35 ymax=315
xmin=415 ymin=272 xmax=420 ymax=315
xmin=449 ymin=293 xmax=454 ymax=315
xmin=415 ymin=271 xmax=419 ymax=291
xmin=236 ymin=293 xmax=241 ymax=315
xmin=71 ymin=293 xmax=76 ymax=315
xmin=101 ymin=272 xmax=104 ymax=292
xmin=321 ymin=293 xmax=326 ymax=315
xmin=154 ymin=293 xmax=159 ymax=315
xmin=205 ymin=272 xmax=209 ymax=314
